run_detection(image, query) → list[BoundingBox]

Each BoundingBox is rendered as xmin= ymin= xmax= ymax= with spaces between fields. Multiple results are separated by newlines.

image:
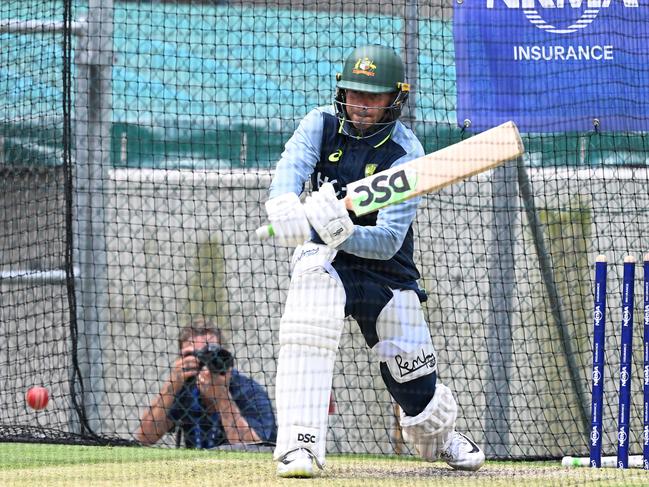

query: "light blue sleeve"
xmin=268 ymin=108 xmax=324 ymax=198
xmin=337 ymin=193 xmax=421 ymax=260
xmin=337 ymin=129 xmax=425 ymax=260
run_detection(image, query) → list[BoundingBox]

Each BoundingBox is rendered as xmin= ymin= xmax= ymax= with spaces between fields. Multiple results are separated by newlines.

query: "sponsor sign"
xmin=454 ymin=0 xmax=649 ymax=132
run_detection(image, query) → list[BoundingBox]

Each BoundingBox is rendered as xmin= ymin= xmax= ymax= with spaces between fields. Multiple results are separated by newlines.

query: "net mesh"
xmin=1 ymin=0 xmax=648 ymax=461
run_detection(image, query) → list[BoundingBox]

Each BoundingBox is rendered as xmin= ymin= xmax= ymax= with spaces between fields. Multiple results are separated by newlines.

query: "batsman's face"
xmin=345 ymin=90 xmax=395 ymax=130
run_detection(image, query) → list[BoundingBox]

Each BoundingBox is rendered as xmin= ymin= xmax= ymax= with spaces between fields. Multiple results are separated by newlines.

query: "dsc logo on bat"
xmin=351 ymin=168 xmax=418 ymax=210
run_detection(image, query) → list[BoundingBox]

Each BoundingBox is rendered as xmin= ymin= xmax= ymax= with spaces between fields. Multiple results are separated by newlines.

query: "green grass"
xmin=0 ymin=443 xmax=648 ymax=486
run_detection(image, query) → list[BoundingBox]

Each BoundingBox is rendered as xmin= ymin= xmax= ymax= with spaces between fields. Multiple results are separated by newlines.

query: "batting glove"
xmin=265 ymin=192 xmax=311 ymax=247
xmin=303 ymin=182 xmax=354 ymax=248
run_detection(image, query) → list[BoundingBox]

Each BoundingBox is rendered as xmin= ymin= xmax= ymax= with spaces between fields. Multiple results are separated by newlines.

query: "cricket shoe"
xmin=440 ymin=431 xmax=485 ymax=471
xmin=277 ymin=448 xmax=315 ymax=478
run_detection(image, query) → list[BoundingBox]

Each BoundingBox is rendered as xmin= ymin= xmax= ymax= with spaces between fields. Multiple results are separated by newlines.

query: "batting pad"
xmin=400 ymin=382 xmax=457 ymax=461
xmin=372 ymin=289 xmax=437 ymax=383
xmin=273 ymin=263 xmax=345 ymax=466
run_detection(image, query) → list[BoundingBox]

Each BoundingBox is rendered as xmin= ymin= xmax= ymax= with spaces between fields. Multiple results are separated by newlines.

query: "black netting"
xmin=1 ymin=0 xmax=648 ymax=463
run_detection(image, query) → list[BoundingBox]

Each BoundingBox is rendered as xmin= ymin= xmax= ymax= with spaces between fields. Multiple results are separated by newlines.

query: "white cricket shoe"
xmin=440 ymin=431 xmax=485 ymax=471
xmin=277 ymin=448 xmax=315 ymax=478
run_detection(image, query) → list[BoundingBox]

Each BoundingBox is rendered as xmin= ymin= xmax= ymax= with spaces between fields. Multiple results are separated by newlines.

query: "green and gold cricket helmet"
xmin=336 ymin=44 xmax=407 ymax=94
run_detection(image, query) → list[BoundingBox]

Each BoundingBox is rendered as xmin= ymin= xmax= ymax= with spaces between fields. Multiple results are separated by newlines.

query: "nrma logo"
xmin=487 ymin=0 xmax=639 ymax=34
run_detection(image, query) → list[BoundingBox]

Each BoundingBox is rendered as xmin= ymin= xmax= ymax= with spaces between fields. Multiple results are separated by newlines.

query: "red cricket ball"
xmin=26 ymin=386 xmax=49 ymax=410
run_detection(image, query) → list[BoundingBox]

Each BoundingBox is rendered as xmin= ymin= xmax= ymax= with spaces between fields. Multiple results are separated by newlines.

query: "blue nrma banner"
xmin=453 ymin=0 xmax=649 ymax=133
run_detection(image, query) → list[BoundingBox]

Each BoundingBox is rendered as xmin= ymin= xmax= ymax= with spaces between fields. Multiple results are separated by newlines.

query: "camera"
xmin=192 ymin=344 xmax=234 ymax=375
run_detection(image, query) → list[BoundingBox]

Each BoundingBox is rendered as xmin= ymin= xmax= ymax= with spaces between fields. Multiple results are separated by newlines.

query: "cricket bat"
xmin=255 ymin=120 xmax=524 ymax=240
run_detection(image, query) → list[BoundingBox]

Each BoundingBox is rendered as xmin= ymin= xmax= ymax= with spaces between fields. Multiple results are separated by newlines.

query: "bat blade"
xmin=255 ymin=120 xmax=524 ymax=240
xmin=345 ymin=120 xmax=524 ymax=216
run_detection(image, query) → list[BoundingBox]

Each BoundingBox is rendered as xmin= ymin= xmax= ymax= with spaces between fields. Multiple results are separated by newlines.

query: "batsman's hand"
xmin=265 ymin=192 xmax=311 ymax=247
xmin=304 ymin=182 xmax=354 ymax=248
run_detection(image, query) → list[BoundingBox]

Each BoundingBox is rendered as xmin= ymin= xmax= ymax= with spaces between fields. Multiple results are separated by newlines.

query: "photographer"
xmin=135 ymin=320 xmax=277 ymax=448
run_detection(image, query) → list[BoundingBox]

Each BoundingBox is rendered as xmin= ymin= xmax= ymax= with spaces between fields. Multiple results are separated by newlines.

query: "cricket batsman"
xmin=264 ymin=44 xmax=485 ymax=478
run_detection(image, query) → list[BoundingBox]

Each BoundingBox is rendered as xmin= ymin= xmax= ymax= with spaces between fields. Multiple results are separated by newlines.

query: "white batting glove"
xmin=303 ymin=183 xmax=354 ymax=248
xmin=265 ymin=193 xmax=311 ymax=247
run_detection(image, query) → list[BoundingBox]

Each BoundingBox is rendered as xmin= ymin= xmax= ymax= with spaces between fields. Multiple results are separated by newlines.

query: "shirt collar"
xmin=338 ymin=118 xmax=396 ymax=148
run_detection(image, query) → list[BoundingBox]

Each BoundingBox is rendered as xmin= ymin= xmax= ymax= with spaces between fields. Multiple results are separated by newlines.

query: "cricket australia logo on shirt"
xmin=364 ymin=164 xmax=377 ymax=177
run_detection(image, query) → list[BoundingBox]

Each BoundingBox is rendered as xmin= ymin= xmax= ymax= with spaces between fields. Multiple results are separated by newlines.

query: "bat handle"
xmin=255 ymin=223 xmax=275 ymax=240
xmin=256 ymin=194 xmax=350 ymax=241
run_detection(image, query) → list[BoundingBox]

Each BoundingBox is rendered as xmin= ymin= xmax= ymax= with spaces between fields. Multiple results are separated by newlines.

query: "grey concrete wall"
xmin=2 ymin=165 xmax=649 ymax=458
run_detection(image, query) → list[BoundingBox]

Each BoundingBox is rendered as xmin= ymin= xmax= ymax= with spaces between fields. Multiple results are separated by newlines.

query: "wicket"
xmin=589 ymin=255 xmax=607 ymax=467
xmin=588 ymin=254 xmax=649 ymax=469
